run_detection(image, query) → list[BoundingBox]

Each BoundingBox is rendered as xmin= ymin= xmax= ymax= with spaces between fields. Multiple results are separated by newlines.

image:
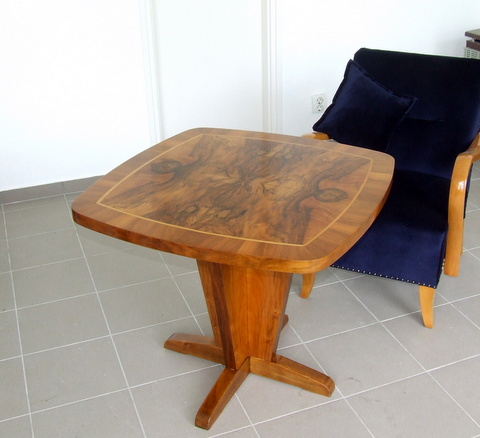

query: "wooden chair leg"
xmin=419 ymin=285 xmax=435 ymax=328
xmin=444 ymin=226 xmax=463 ymax=277
xmin=300 ymin=273 xmax=316 ymax=298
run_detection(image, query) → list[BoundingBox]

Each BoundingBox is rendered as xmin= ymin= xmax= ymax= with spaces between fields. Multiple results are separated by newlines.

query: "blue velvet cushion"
xmin=332 ymin=170 xmax=450 ymax=287
xmin=313 ymin=60 xmax=417 ymax=151
xmin=353 ymin=48 xmax=480 ymax=179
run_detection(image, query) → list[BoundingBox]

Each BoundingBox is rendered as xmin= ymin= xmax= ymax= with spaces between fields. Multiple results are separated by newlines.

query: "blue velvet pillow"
xmin=313 ymin=60 xmax=417 ymax=151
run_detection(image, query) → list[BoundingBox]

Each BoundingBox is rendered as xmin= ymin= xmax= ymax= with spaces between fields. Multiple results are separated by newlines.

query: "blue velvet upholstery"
xmin=319 ymin=49 xmax=480 ymax=288
xmin=355 ymin=49 xmax=480 ymax=180
xmin=313 ymin=60 xmax=417 ymax=151
xmin=333 ymin=170 xmax=450 ymax=287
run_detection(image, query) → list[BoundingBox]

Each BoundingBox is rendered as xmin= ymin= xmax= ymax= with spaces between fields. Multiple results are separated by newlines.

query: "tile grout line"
xmin=6 ymin=225 xmax=77 ymax=242
xmin=12 ymin=273 xmax=198 ymax=313
xmin=12 ymin=314 xmax=207 ymax=362
xmin=342 ymin=397 xmax=376 ymax=438
xmin=285 ymin=319 xmax=375 ymax=438
xmin=4 ymin=314 xmax=200 ymax=363
xmin=18 ymin=388 xmax=130 ymax=419
xmin=70 ymin=199 xmax=148 ymax=438
xmin=372 ymin=301 xmax=480 ymax=432
xmin=210 ymin=425 xmax=260 ymax=438
xmin=467 ymin=247 xmax=480 ymax=262
xmin=359 ymin=268 xmax=480 ymax=420
xmin=231 ymin=396 xmax=261 ymax=438
xmin=245 ymin=369 xmax=467 ymax=433
xmin=288 ymin=278 xmax=386 ymax=438
xmin=450 ymin=302 xmax=480 ymax=330
xmin=430 ymin=373 xmax=480 ymax=430
xmin=20 ymin=364 xmax=220 ymax=420
xmin=1 ymin=202 xmax=36 ymax=437
xmin=158 ymin=252 xmax=207 ymax=336
xmin=9 ymin=255 xmax=88 ymax=274
xmin=326 ymin=276 xmax=430 ymax=437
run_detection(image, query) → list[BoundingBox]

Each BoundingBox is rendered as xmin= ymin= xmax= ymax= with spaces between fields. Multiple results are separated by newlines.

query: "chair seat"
xmin=332 ymin=170 xmax=450 ymax=287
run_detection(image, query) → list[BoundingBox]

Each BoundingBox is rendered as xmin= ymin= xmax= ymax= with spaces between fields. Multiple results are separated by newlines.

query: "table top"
xmin=72 ymin=128 xmax=394 ymax=273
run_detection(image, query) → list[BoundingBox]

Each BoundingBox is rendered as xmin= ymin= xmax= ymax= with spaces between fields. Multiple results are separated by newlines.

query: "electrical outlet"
xmin=312 ymin=93 xmax=327 ymax=114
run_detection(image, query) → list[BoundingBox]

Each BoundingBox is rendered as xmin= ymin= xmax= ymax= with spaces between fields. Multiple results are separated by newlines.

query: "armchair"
xmin=301 ymin=48 xmax=480 ymax=328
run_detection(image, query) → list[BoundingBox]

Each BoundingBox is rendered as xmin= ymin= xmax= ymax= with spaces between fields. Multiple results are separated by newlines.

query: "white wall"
xmin=0 ymin=0 xmax=150 ymax=191
xmin=279 ymin=0 xmax=480 ymax=135
xmin=152 ymin=0 xmax=264 ymax=139
xmin=1 ymin=0 xmax=479 ymax=191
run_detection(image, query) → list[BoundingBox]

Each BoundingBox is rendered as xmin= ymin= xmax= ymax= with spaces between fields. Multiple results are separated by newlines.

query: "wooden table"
xmin=72 ymin=128 xmax=394 ymax=429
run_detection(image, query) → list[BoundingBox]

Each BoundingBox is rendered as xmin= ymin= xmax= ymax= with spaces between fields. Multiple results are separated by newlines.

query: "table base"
xmin=164 ymin=261 xmax=335 ymax=430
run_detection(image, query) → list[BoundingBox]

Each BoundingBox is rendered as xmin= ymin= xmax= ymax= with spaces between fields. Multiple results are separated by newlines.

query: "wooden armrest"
xmin=467 ymin=132 xmax=480 ymax=162
xmin=444 ymin=132 xmax=480 ymax=275
xmin=302 ymin=132 xmax=331 ymax=140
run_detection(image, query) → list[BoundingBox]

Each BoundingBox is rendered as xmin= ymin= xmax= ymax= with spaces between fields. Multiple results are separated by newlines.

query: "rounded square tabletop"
xmin=72 ymin=128 xmax=394 ymax=273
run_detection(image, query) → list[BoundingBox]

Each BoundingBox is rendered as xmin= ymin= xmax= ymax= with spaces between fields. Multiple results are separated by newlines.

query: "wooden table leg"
xmin=250 ymin=355 xmax=334 ymax=395
xmin=164 ymin=333 xmax=224 ymax=365
xmin=164 ymin=260 xmax=334 ymax=430
xmin=195 ymin=358 xmax=250 ymax=429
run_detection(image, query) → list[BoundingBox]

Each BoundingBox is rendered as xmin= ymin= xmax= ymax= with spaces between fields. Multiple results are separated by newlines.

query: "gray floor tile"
xmin=0 ymin=310 xmax=21 ymax=360
xmin=31 ymin=391 xmax=144 ymax=438
xmin=348 ymin=374 xmax=480 ymax=438
xmin=87 ymin=247 xmax=170 ymax=291
xmin=0 ymin=416 xmax=32 ymax=438
xmin=0 ymin=358 xmax=29 ymax=421
xmin=467 ymin=199 xmax=480 ymax=212
xmin=131 ymin=367 xmax=251 ymax=437
xmin=160 ymin=251 xmax=198 ymax=276
xmin=454 ymin=295 xmax=480 ymax=327
xmin=255 ymin=399 xmax=372 ymax=438
xmin=174 ymin=272 xmax=208 ymax=315
xmin=437 ymin=251 xmax=480 ymax=301
xmin=2 ymin=184 xmax=63 ymax=204
xmin=0 ymin=217 xmax=6 ymax=241
xmin=195 ymin=312 xmax=215 ymax=337
xmin=18 ymin=294 xmax=109 ymax=354
xmin=3 ymin=195 xmax=67 ymax=213
xmin=330 ymin=266 xmax=365 ymax=281
xmin=76 ymin=225 xmax=136 ymax=256
xmin=471 ymin=247 xmax=480 ymax=261
xmin=113 ymin=318 xmax=210 ymax=386
xmin=286 ymin=282 xmax=377 ymax=341
xmin=0 ymin=240 xmax=10 ymax=273
xmin=8 ymin=229 xmax=83 ymax=270
xmin=464 ymin=210 xmax=480 ymax=250
xmin=219 ymin=427 xmax=258 ymax=438
xmin=100 ymin=278 xmax=191 ymax=333
xmin=5 ymin=201 xmax=73 ymax=239
xmin=65 ymin=192 xmax=80 ymax=203
xmin=0 ymin=272 xmax=14 ymax=312
xmin=431 ymin=356 xmax=480 ymax=424
xmin=467 ymin=179 xmax=480 ymax=208
xmin=307 ymin=323 xmax=423 ymax=396
xmin=12 ymin=258 xmax=95 ymax=307
xmin=345 ymin=275 xmax=446 ymax=323
xmin=289 ymin=268 xmax=340 ymax=294
xmin=24 ymin=338 xmax=126 ymax=412
xmin=276 ymin=321 xmax=303 ymax=349
xmin=384 ymin=305 xmax=480 ymax=370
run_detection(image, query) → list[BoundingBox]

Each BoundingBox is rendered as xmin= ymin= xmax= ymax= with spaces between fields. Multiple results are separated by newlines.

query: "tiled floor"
xmin=1 ymin=164 xmax=480 ymax=437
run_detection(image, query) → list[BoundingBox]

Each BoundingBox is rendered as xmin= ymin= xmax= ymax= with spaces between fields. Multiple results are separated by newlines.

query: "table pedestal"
xmin=164 ymin=260 xmax=335 ymax=430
